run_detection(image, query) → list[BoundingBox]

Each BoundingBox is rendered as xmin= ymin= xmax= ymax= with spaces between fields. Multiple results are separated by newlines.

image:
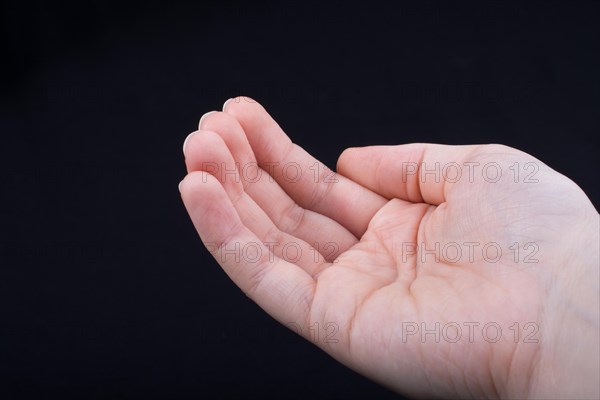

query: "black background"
xmin=1 ymin=1 xmax=598 ymax=398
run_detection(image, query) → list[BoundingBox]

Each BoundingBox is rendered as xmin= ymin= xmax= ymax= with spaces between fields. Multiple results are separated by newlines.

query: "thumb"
xmin=337 ymin=143 xmax=493 ymax=205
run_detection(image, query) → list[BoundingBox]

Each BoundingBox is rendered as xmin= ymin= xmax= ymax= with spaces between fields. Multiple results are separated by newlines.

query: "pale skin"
xmin=179 ymin=97 xmax=599 ymax=399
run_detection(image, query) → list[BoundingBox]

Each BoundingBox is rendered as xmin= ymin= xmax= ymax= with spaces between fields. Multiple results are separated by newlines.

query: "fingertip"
xmin=240 ymin=95 xmax=257 ymax=103
xmin=179 ymin=171 xmax=224 ymax=211
xmin=198 ymin=111 xmax=217 ymax=129
xmin=222 ymin=98 xmax=234 ymax=112
xmin=178 ymin=172 xmax=197 ymax=199
xmin=183 ymin=129 xmax=235 ymax=175
xmin=182 ymin=130 xmax=200 ymax=156
xmin=336 ymin=147 xmax=359 ymax=173
xmin=179 ymin=170 xmax=209 ymax=195
xmin=338 ymin=146 xmax=358 ymax=159
xmin=223 ymin=96 xmax=261 ymax=114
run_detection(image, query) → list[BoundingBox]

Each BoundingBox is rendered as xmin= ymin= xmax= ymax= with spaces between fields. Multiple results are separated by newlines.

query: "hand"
xmin=179 ymin=97 xmax=599 ymax=399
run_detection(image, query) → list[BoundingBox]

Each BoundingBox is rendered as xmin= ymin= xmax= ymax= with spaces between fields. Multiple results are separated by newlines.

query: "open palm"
xmin=180 ymin=97 xmax=599 ymax=399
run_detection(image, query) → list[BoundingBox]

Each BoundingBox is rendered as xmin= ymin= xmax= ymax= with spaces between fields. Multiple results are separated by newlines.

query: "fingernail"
xmin=222 ymin=98 xmax=233 ymax=112
xmin=198 ymin=111 xmax=216 ymax=129
xmin=182 ymin=131 xmax=198 ymax=156
xmin=178 ymin=179 xmax=184 ymax=192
